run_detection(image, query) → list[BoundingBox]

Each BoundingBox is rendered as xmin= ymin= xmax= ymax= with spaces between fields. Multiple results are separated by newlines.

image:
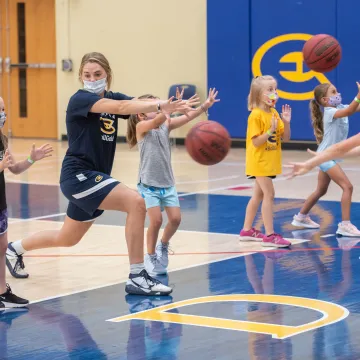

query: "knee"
xmin=151 ymin=215 xmax=163 ymax=230
xmin=131 ymin=194 xmax=146 ymax=215
xmin=316 ymin=187 xmax=328 ymax=197
xmin=263 ymin=191 xmax=275 ymax=201
xmin=169 ymin=213 xmax=181 ymax=228
xmin=342 ymin=182 xmax=353 ymax=194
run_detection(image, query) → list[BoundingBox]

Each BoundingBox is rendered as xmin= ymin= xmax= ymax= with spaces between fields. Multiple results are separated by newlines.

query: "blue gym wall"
xmin=207 ymin=0 xmax=360 ymax=141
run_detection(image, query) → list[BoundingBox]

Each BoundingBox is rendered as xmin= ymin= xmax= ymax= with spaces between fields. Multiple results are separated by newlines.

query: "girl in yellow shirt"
xmin=240 ymin=75 xmax=291 ymax=248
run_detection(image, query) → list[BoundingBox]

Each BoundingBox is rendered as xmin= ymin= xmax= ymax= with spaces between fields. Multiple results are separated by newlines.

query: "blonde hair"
xmin=126 ymin=94 xmax=158 ymax=148
xmin=78 ymin=52 xmax=113 ymax=89
xmin=310 ymin=83 xmax=331 ymax=144
xmin=248 ymin=75 xmax=277 ymax=110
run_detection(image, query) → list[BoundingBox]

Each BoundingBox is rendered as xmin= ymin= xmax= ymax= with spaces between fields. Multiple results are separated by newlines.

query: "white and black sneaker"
xmin=125 ymin=270 xmax=172 ymax=296
xmin=0 ymin=284 xmax=29 ymax=308
xmin=6 ymin=243 xmax=29 ymax=279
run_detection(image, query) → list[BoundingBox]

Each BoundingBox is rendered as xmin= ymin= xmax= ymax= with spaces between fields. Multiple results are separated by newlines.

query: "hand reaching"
xmin=281 ymin=104 xmax=291 ymax=123
xmin=0 ymin=150 xmax=13 ymax=171
xmin=30 ymin=143 xmax=53 ymax=162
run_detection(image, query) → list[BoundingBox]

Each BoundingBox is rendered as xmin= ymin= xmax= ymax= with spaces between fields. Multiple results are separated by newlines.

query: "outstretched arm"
xmin=168 ymin=88 xmax=220 ymax=131
xmin=8 ymin=144 xmax=53 ymax=175
xmin=286 ymin=132 xmax=360 ymax=178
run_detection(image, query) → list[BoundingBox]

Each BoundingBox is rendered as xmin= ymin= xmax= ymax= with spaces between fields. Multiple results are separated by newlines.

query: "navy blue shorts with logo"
xmin=0 ymin=208 xmax=8 ymax=235
xmin=60 ymin=170 xmax=120 ymax=222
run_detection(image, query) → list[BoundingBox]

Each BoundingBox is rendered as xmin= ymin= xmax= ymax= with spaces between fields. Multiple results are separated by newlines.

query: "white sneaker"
xmin=6 ymin=243 xmax=29 ymax=279
xmin=336 ymin=222 xmax=360 ymax=237
xmin=155 ymin=241 xmax=170 ymax=268
xmin=125 ymin=270 xmax=172 ymax=296
xmin=291 ymin=214 xmax=320 ymax=229
xmin=145 ymin=254 xmax=167 ymax=276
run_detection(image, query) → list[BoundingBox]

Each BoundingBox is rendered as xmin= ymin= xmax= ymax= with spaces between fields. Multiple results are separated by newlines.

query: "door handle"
xmin=4 ymin=58 xmax=56 ymax=72
xmin=10 ymin=63 xmax=56 ymax=69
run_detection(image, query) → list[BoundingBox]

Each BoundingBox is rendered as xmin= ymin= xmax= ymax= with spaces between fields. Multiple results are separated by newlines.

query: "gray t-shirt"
xmin=138 ymin=123 xmax=175 ymax=188
xmin=317 ymin=104 xmax=349 ymax=152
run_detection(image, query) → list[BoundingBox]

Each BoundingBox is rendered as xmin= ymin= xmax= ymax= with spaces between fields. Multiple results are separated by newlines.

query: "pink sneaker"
xmin=239 ymin=228 xmax=265 ymax=242
xmin=262 ymin=234 xmax=291 ymax=248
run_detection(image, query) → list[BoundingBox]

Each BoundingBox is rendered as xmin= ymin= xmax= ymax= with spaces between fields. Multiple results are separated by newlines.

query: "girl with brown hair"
xmin=6 ymin=52 xmax=194 ymax=296
xmin=291 ymin=82 xmax=360 ymax=237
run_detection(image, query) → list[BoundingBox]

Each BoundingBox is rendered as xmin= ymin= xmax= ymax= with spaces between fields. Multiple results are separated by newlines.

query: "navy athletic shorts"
xmin=60 ymin=170 xmax=120 ymax=222
xmin=0 ymin=208 xmax=8 ymax=234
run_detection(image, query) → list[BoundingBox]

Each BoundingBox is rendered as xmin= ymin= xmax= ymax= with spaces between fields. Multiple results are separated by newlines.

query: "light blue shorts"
xmin=319 ymin=160 xmax=338 ymax=173
xmin=137 ymin=183 xmax=180 ymax=211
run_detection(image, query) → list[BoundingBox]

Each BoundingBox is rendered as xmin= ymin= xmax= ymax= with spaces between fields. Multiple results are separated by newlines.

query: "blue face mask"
xmin=0 ymin=112 xmax=6 ymax=128
xmin=328 ymin=93 xmax=342 ymax=107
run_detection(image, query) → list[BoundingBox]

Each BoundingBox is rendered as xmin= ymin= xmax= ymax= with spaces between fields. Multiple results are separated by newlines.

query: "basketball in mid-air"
xmin=302 ymin=34 xmax=342 ymax=73
xmin=185 ymin=121 xmax=231 ymax=166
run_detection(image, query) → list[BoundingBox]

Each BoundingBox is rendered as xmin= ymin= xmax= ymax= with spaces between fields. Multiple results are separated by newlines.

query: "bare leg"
xmin=22 ymin=216 xmax=92 ymax=251
xmin=326 ymin=165 xmax=353 ymax=221
xmin=162 ymin=207 xmax=181 ymax=244
xmin=99 ymin=183 xmax=146 ymax=265
xmin=146 ymin=207 xmax=163 ymax=254
xmin=299 ymin=170 xmax=331 ymax=215
xmin=243 ymin=181 xmax=263 ymax=230
xmin=256 ymin=177 xmax=275 ymax=235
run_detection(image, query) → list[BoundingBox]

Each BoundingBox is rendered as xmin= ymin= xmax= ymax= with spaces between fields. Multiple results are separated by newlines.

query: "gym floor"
xmin=2 ymin=138 xmax=360 ymax=359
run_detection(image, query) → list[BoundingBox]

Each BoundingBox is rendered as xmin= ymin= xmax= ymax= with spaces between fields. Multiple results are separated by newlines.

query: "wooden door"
xmin=0 ymin=0 xmax=57 ymax=139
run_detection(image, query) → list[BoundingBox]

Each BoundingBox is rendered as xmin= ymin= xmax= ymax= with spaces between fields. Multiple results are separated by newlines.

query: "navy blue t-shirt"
xmin=60 ymin=90 xmax=133 ymax=182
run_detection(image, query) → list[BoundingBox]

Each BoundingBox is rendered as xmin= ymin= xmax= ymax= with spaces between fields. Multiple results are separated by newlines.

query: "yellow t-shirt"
xmin=245 ymin=107 xmax=284 ymax=176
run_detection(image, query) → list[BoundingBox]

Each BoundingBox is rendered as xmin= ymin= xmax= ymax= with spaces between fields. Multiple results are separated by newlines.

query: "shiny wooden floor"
xmin=3 ymin=138 xmax=360 ymax=359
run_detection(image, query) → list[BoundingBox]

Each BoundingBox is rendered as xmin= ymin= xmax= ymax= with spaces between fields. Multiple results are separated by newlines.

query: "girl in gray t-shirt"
xmin=292 ymin=82 xmax=360 ymax=237
xmin=127 ymin=88 xmax=219 ymax=276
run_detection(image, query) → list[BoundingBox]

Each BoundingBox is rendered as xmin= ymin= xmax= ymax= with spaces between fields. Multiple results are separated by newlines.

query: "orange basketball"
xmin=185 ymin=121 xmax=231 ymax=165
xmin=302 ymin=34 xmax=342 ymax=73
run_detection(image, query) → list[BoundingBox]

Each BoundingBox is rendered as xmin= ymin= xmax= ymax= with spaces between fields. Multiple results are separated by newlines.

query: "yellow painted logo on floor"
xmin=107 ymin=294 xmax=349 ymax=339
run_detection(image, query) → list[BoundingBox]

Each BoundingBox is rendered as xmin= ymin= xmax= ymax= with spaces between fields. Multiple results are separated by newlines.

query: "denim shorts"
xmin=137 ymin=183 xmax=180 ymax=211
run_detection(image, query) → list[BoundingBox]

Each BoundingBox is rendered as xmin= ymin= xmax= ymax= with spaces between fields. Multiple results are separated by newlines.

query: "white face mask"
xmin=83 ymin=77 xmax=107 ymax=95
xmin=0 ymin=112 xmax=6 ymax=128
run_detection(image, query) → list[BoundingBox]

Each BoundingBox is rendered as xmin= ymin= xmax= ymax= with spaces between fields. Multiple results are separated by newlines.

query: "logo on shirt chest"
xmin=266 ymin=131 xmax=280 ymax=151
xmin=100 ymin=114 xmax=116 ymax=142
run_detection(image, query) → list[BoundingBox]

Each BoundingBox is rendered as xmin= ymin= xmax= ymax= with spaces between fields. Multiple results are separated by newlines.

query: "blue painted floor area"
xmin=7 ymin=182 xmax=360 ymax=237
xmin=4 ymin=182 xmax=360 ymax=359
xmin=1 ymin=239 xmax=360 ymax=359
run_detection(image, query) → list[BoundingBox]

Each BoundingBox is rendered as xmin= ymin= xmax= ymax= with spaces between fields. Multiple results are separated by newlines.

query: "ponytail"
xmin=126 ymin=114 xmax=139 ymax=148
xmin=310 ymin=99 xmax=324 ymax=144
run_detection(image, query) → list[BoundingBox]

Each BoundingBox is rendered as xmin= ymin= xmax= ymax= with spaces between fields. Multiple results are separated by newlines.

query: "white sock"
xmin=297 ymin=213 xmax=307 ymax=220
xmin=11 ymin=240 xmax=26 ymax=255
xmin=130 ymin=262 xmax=145 ymax=275
xmin=341 ymin=221 xmax=351 ymax=225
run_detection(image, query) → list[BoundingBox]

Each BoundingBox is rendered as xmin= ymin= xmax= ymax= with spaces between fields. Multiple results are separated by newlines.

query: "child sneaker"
xmin=239 ymin=228 xmax=265 ymax=242
xmin=336 ymin=222 xmax=360 ymax=237
xmin=292 ymin=214 xmax=320 ymax=229
xmin=262 ymin=234 xmax=291 ymax=248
